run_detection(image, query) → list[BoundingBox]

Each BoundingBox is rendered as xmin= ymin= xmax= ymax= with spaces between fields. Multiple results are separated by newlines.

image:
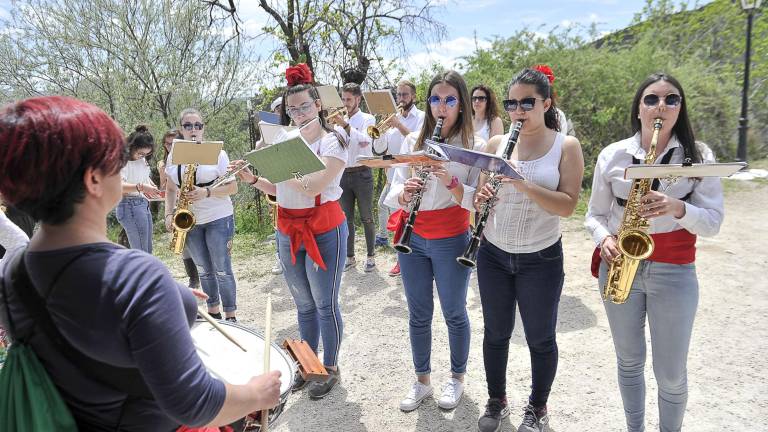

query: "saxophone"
xmin=603 ymin=118 xmax=663 ymax=304
xmin=169 ymin=164 xmax=197 ymax=254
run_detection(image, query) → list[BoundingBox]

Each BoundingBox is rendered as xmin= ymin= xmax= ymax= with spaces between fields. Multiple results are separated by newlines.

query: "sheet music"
xmin=430 ymin=142 xmax=524 ymax=180
xmin=624 ymin=162 xmax=746 ymax=179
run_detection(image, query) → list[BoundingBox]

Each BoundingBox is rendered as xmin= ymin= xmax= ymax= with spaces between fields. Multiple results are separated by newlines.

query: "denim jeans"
xmin=277 ymin=221 xmax=347 ymax=367
xmin=599 ymin=260 xmax=698 ymax=432
xmin=377 ymin=182 xmax=393 ymax=239
xmin=398 ymin=231 xmax=471 ymax=375
xmin=340 ymin=167 xmax=375 ymax=257
xmin=476 ymin=238 xmax=564 ymax=407
xmin=115 ymin=196 xmax=153 ymax=253
xmin=185 ymin=214 xmax=237 ymax=313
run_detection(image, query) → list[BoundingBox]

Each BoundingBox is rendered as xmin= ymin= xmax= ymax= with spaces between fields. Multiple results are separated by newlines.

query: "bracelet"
xmin=206 ymin=187 xmax=211 ymax=198
xmin=249 ymin=175 xmax=260 ymax=186
xmin=135 ymin=183 xmax=142 ymax=192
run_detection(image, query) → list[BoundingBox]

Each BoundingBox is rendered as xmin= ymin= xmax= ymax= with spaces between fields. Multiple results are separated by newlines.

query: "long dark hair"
xmin=279 ymin=84 xmax=348 ymax=148
xmin=416 ymin=70 xmax=474 ymax=150
xmin=126 ymin=124 xmax=154 ymax=160
xmin=630 ymin=72 xmax=701 ymax=163
xmin=507 ymin=68 xmax=560 ymax=132
xmin=470 ymin=84 xmax=500 ymax=130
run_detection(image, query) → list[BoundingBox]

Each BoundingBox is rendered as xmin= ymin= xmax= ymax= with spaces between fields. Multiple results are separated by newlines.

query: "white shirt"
xmin=121 ymin=158 xmax=153 ymax=196
xmin=345 ymin=110 xmax=376 ymax=167
xmin=384 ymin=133 xmax=485 ymax=212
xmin=276 ymin=133 xmax=348 ymax=209
xmin=374 ymin=106 xmax=425 ymax=182
xmin=165 ymin=150 xmax=234 ymax=225
xmin=0 ymin=210 xmax=29 ymax=264
xmin=476 ymin=121 xmax=490 ymax=142
xmin=584 ymin=133 xmax=724 ymax=246
xmin=484 ymin=132 xmax=566 ymax=253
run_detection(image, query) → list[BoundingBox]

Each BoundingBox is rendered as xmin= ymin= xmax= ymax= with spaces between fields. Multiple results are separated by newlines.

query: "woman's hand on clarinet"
xmin=639 ymin=190 xmax=685 ymax=219
xmin=247 ymin=371 xmax=283 ymax=410
xmin=424 ymin=165 xmax=451 ymax=186
xmin=184 ymin=186 xmax=207 ymax=202
xmin=600 ymin=235 xmax=621 ymax=264
xmin=474 ymin=182 xmax=496 ymax=209
xmin=403 ymin=177 xmax=425 ymax=195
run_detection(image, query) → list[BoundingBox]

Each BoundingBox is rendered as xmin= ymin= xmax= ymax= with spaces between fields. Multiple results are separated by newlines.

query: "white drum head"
xmin=191 ymin=320 xmax=294 ymax=395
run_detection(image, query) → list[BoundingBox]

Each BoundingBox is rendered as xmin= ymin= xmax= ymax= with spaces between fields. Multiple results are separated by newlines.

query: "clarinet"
xmin=456 ymin=120 xmax=523 ymax=267
xmin=393 ymin=117 xmax=445 ymax=254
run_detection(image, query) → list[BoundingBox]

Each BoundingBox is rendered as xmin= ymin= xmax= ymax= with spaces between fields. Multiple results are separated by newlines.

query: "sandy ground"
xmin=165 ymin=179 xmax=767 ymax=431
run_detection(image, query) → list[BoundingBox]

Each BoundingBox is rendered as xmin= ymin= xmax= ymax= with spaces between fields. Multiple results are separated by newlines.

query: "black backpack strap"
xmin=8 ymin=248 xmax=153 ymax=399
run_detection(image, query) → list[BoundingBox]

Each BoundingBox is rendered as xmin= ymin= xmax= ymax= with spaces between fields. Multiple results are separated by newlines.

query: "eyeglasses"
xmin=286 ymin=101 xmax=317 ymax=118
xmin=428 ymin=95 xmax=459 ymax=108
xmin=396 ymin=92 xmax=412 ymax=98
xmin=502 ymin=97 xmax=545 ymax=112
xmin=182 ymin=122 xmax=204 ymax=131
xmin=471 ymin=96 xmax=487 ymax=102
xmin=642 ymin=93 xmax=682 ymax=108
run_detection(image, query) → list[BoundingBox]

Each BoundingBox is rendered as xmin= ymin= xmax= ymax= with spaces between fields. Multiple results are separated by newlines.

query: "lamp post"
xmin=737 ymin=0 xmax=762 ymax=162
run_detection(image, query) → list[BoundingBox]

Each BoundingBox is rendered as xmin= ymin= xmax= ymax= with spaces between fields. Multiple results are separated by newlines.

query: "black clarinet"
xmin=393 ymin=117 xmax=445 ymax=254
xmin=456 ymin=120 xmax=523 ymax=267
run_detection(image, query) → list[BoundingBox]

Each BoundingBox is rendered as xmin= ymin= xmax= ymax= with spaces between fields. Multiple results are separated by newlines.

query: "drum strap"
xmin=6 ymin=248 xmax=154 ymax=400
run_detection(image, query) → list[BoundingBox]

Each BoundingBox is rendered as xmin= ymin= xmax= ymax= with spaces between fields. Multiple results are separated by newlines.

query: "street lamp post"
xmin=737 ymin=0 xmax=762 ymax=162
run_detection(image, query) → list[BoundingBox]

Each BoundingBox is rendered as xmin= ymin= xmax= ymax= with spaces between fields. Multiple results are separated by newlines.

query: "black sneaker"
xmin=225 ymin=317 xmax=237 ymax=323
xmin=478 ymin=398 xmax=509 ymax=432
xmin=308 ymin=367 xmax=341 ymax=399
xmin=291 ymin=370 xmax=308 ymax=392
xmin=518 ymin=404 xmax=549 ymax=432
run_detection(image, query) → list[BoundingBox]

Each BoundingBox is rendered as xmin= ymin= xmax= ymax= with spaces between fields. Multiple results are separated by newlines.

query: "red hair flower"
xmin=533 ymin=64 xmax=555 ymax=85
xmin=285 ymin=63 xmax=313 ymax=87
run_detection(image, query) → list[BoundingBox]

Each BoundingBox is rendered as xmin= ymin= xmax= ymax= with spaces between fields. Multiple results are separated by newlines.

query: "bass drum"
xmin=191 ymin=319 xmax=296 ymax=431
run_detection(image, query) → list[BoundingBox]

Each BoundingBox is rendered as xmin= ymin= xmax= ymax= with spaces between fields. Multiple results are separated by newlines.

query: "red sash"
xmin=387 ymin=205 xmax=469 ymax=242
xmin=590 ymin=229 xmax=697 ymax=278
xmin=277 ymin=199 xmax=345 ymax=271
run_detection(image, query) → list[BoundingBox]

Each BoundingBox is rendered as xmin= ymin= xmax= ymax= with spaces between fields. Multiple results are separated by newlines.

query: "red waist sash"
xmin=387 ymin=205 xmax=470 ymax=242
xmin=278 ymin=200 xmax=345 ymax=271
xmin=590 ymin=229 xmax=697 ymax=278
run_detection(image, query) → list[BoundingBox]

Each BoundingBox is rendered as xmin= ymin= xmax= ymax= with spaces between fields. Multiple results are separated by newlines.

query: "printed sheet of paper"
xmin=259 ymin=123 xmax=299 ymax=146
xmin=430 ymin=142 xmax=524 ymax=180
xmin=316 ymin=85 xmax=344 ymax=109
xmin=170 ymin=140 xmax=224 ymax=165
xmin=363 ymin=90 xmax=397 ymax=116
xmin=624 ymin=162 xmax=746 ymax=179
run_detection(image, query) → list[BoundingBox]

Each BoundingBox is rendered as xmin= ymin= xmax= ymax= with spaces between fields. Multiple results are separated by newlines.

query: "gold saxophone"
xmin=603 ymin=118 xmax=663 ymax=304
xmin=169 ymin=164 xmax=197 ymax=254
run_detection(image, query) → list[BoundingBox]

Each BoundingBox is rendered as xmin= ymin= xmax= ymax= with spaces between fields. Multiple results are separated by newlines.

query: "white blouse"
xmin=165 ymin=149 xmax=234 ymax=225
xmin=121 ymin=158 xmax=153 ymax=196
xmin=584 ymin=133 xmax=724 ymax=246
xmin=384 ymin=133 xmax=485 ymax=212
xmin=276 ymin=133 xmax=348 ymax=209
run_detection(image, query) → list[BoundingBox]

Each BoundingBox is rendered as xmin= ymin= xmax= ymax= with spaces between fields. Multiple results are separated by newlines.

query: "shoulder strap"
xmin=9 ymin=248 xmax=153 ymax=399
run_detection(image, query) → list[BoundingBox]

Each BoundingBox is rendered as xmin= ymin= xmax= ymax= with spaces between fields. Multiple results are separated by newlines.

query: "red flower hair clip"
xmin=286 ymin=63 xmax=313 ymax=87
xmin=533 ymin=64 xmax=555 ymax=85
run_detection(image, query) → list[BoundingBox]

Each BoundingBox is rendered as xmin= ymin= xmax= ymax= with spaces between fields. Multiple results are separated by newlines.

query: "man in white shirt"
xmin=329 ymin=83 xmax=378 ymax=273
xmin=373 ymin=80 xmax=424 ymax=276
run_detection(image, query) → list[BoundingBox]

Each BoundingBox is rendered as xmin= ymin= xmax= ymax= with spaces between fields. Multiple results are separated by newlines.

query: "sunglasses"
xmin=428 ymin=95 xmax=459 ymax=108
xmin=182 ymin=122 xmax=204 ymax=131
xmin=502 ymin=97 xmax=546 ymax=112
xmin=642 ymin=93 xmax=682 ymax=108
xmin=471 ymin=96 xmax=487 ymax=102
xmin=286 ymin=101 xmax=317 ymax=118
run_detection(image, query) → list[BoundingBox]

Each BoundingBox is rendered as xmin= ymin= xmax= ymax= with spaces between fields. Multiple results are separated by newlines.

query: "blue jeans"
xmin=599 ymin=260 xmax=698 ymax=432
xmin=277 ymin=221 xmax=347 ymax=367
xmin=115 ymin=196 xmax=153 ymax=253
xmin=476 ymin=238 xmax=564 ymax=407
xmin=398 ymin=231 xmax=471 ymax=375
xmin=185 ymin=215 xmax=237 ymax=313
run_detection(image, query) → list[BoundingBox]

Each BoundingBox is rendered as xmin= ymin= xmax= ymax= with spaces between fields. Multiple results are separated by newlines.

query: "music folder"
xmin=170 ymin=139 xmax=224 ymax=165
xmin=356 ymin=139 xmax=448 ymax=168
xmin=624 ymin=162 xmax=746 ymax=179
xmin=257 ymin=110 xmax=281 ymax=125
xmin=242 ymin=135 xmax=325 ymax=184
xmin=316 ymin=85 xmax=344 ymax=109
xmin=429 ymin=142 xmax=524 ymax=180
xmin=363 ymin=89 xmax=397 ymax=116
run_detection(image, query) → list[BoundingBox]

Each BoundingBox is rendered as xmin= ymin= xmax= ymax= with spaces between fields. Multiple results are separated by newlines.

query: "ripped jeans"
xmin=185 ymin=214 xmax=237 ymax=313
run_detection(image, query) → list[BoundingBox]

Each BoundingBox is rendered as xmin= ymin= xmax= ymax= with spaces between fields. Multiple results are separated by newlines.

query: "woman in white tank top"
xmin=474 ymin=68 xmax=584 ymax=432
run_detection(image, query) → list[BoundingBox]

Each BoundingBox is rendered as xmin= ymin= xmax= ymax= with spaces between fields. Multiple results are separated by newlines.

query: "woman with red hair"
xmin=0 ymin=96 xmax=281 ymax=430
xmin=235 ymin=63 xmax=349 ymax=400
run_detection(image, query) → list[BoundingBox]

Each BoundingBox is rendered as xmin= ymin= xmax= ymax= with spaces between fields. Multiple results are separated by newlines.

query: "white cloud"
xmin=398 ymin=36 xmax=492 ymax=76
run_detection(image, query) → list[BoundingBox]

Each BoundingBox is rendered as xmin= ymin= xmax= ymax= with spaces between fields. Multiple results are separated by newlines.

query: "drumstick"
xmin=197 ymin=307 xmax=247 ymax=352
xmin=261 ymin=293 xmax=272 ymax=431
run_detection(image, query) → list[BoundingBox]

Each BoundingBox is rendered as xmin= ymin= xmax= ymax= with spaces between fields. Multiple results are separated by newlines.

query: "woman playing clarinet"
xmin=475 ymin=68 xmax=583 ymax=432
xmin=384 ymin=70 xmax=483 ymax=413
xmin=585 ymin=72 xmax=724 ymax=432
xmin=235 ymin=64 xmax=349 ymax=400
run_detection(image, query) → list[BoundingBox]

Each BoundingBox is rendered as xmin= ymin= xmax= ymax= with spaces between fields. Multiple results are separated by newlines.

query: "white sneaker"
xmin=437 ymin=377 xmax=464 ymax=410
xmin=399 ymin=381 xmax=433 ymax=412
xmin=271 ymin=256 xmax=283 ymax=275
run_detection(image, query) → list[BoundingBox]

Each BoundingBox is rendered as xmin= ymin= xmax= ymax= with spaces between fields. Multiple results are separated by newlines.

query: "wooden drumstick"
xmin=197 ymin=307 xmax=247 ymax=352
xmin=261 ymin=293 xmax=272 ymax=431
